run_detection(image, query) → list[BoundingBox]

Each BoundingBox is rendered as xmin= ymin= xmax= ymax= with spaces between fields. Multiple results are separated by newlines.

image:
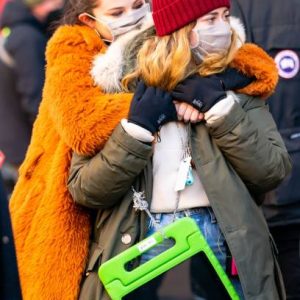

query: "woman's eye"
xmin=110 ymin=11 xmax=124 ymax=17
xmin=208 ymin=18 xmax=215 ymax=24
xmin=133 ymin=2 xmax=144 ymax=9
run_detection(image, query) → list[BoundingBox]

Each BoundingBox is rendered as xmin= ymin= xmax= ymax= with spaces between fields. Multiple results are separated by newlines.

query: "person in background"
xmin=231 ymin=1 xmax=300 ymax=299
xmin=0 ymin=0 xmax=64 ymax=193
xmin=0 ymin=161 xmax=21 ymax=300
xmin=0 ymin=0 xmax=7 ymax=16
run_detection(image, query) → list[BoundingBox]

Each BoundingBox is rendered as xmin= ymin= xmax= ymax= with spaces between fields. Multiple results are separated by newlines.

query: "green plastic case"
xmin=98 ymin=217 xmax=240 ymax=300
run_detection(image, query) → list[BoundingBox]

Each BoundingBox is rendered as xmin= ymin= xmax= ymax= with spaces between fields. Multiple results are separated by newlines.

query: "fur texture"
xmin=230 ymin=17 xmax=278 ymax=98
xmin=230 ymin=16 xmax=246 ymax=46
xmin=10 ymin=23 xmax=278 ymax=300
xmin=232 ymin=44 xmax=279 ymax=98
xmin=91 ymin=13 xmax=154 ymax=93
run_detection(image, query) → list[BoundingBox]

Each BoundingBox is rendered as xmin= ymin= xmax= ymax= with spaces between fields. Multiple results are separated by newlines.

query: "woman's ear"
xmin=78 ymin=13 xmax=96 ymax=28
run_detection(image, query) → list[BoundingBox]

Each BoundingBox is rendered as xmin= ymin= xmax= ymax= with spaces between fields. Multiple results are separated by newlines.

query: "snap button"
xmin=121 ymin=233 xmax=132 ymax=245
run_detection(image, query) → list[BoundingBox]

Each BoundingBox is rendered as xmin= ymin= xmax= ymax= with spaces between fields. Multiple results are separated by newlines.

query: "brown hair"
xmin=59 ymin=0 xmax=99 ymax=25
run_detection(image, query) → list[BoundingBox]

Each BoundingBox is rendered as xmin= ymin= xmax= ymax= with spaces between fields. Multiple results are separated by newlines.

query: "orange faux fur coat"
xmin=9 ymin=24 xmax=278 ymax=300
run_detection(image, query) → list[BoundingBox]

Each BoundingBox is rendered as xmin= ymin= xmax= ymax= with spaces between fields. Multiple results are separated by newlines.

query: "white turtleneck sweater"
xmin=122 ymin=93 xmax=236 ymax=212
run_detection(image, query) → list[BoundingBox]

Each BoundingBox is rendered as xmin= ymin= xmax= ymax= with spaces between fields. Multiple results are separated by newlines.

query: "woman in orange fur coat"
xmin=9 ymin=0 xmax=283 ymax=299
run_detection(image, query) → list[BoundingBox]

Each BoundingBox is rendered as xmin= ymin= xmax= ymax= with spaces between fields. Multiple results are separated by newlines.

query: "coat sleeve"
xmin=43 ymin=26 xmax=133 ymax=156
xmin=67 ymin=123 xmax=152 ymax=209
xmin=206 ymin=95 xmax=292 ymax=195
xmin=231 ymin=43 xmax=279 ymax=99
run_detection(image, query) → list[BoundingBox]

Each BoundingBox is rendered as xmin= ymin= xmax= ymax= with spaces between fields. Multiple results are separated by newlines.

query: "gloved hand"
xmin=172 ymin=74 xmax=226 ymax=112
xmin=172 ymin=69 xmax=253 ymax=113
xmin=128 ymin=81 xmax=178 ymax=133
xmin=216 ymin=68 xmax=254 ymax=90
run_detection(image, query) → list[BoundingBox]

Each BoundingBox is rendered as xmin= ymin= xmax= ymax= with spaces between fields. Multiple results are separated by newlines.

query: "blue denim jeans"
xmin=140 ymin=207 xmax=245 ymax=300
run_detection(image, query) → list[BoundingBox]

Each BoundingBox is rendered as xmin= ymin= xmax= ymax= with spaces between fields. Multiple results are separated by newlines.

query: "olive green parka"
xmin=68 ymin=17 xmax=291 ymax=300
xmin=68 ymin=93 xmax=291 ymax=300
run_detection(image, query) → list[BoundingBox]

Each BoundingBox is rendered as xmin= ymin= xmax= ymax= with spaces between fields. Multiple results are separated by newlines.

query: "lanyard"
xmin=132 ymin=122 xmax=194 ymax=235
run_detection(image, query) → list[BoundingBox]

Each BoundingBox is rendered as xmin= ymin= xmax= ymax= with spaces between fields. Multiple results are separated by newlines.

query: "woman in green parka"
xmin=68 ymin=0 xmax=291 ymax=299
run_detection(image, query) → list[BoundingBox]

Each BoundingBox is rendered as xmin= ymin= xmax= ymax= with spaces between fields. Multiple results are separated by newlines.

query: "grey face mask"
xmin=85 ymin=3 xmax=150 ymax=42
xmin=191 ymin=21 xmax=232 ymax=64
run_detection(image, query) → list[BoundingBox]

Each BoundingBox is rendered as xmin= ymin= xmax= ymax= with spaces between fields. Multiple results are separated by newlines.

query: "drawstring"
xmin=156 ymin=130 xmax=161 ymax=143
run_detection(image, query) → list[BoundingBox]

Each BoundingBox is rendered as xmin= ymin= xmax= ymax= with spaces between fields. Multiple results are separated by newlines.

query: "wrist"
xmin=127 ymin=116 xmax=157 ymax=134
xmin=122 ymin=119 xmax=155 ymax=142
xmin=204 ymin=94 xmax=235 ymax=124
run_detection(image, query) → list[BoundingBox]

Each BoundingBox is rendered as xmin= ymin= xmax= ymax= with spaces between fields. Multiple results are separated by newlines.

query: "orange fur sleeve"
xmin=230 ymin=43 xmax=279 ymax=99
xmin=43 ymin=25 xmax=133 ymax=156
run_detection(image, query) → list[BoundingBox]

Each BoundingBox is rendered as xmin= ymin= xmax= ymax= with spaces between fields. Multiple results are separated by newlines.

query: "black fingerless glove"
xmin=128 ymin=81 xmax=178 ymax=134
xmin=172 ymin=75 xmax=227 ymax=112
xmin=216 ymin=68 xmax=254 ymax=90
xmin=172 ymin=69 xmax=254 ymax=113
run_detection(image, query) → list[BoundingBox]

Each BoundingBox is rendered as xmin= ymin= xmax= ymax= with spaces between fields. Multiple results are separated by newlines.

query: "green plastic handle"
xmin=99 ymin=217 xmax=240 ymax=300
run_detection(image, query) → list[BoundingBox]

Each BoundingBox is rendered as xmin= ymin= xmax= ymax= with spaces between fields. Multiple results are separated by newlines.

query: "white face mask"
xmin=191 ymin=21 xmax=232 ymax=63
xmin=85 ymin=3 xmax=150 ymax=42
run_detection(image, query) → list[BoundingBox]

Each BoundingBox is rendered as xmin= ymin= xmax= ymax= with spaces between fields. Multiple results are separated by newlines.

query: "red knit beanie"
xmin=152 ymin=0 xmax=231 ymax=36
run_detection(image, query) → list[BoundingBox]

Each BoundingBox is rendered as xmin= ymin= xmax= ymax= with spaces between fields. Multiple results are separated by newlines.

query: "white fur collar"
xmin=230 ymin=16 xmax=246 ymax=47
xmin=90 ymin=13 xmax=154 ymax=93
xmin=91 ymin=16 xmax=246 ymax=93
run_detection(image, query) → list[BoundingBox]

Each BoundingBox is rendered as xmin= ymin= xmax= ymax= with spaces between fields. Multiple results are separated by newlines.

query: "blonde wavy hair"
xmin=123 ymin=22 xmax=240 ymax=91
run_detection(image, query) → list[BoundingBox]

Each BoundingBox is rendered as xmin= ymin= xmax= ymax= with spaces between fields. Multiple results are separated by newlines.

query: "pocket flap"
xmin=86 ymin=243 xmax=103 ymax=272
